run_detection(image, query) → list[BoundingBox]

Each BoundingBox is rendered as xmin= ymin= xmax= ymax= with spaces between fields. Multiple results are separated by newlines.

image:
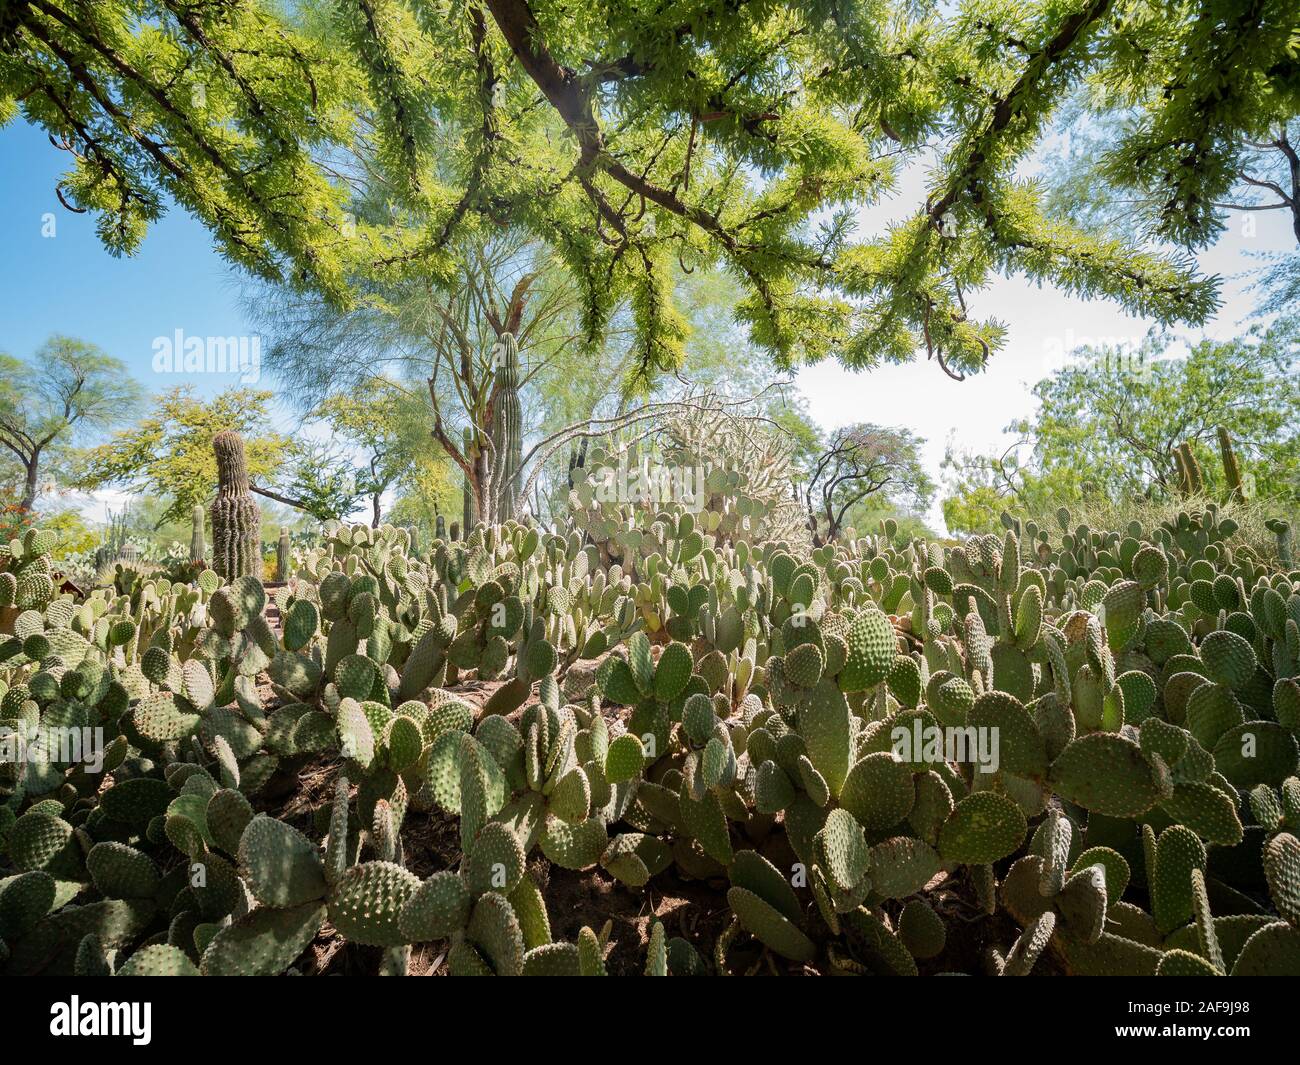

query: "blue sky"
xmin=0 ymin=120 xmax=264 ymax=397
xmin=1 ymin=115 xmax=1293 ymax=530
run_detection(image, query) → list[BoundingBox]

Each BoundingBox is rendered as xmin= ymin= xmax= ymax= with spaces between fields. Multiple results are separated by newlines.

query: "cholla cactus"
xmin=210 ymin=429 xmax=261 ymax=578
xmin=660 ymin=403 xmax=809 ymax=548
xmin=568 ymin=397 xmax=809 ymax=569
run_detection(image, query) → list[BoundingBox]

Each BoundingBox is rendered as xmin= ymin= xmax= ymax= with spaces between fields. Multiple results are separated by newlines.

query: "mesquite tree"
xmin=210 ymin=429 xmax=261 ymax=579
xmin=5 ymin=0 xmax=1268 ymax=381
xmin=0 ymin=336 xmax=143 ymax=509
xmin=251 ymin=232 xmax=583 ymax=531
xmin=804 ymin=425 xmax=934 ymax=545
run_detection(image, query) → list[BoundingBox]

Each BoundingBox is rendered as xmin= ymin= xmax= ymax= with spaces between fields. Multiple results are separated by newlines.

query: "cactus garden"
xmin=2 ymin=478 xmax=1299 ymax=977
xmin=2 ymin=0 xmax=1299 ymax=989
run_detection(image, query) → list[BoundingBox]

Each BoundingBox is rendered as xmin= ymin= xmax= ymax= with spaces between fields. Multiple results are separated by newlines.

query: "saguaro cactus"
xmin=189 ymin=504 xmax=206 ymax=563
xmin=461 ymin=426 xmax=475 ymax=534
xmin=210 ymin=429 xmax=261 ymax=578
xmin=489 ymin=332 xmax=523 ymax=521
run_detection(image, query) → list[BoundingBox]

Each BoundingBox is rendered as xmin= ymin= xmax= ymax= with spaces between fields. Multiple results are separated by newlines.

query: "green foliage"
xmin=2 ymin=0 xmax=1248 ymax=379
xmin=0 ymin=335 xmax=144 ymax=507
xmin=942 ymin=319 xmax=1300 ymax=532
xmin=75 ymin=388 xmax=290 ymax=526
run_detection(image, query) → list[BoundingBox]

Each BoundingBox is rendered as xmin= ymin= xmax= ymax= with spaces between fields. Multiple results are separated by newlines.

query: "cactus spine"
xmin=210 ymin=429 xmax=261 ymax=578
xmin=489 ymin=332 xmax=523 ymax=522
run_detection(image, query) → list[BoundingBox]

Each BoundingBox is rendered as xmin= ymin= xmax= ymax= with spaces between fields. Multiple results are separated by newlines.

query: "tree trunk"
xmin=20 ymin=452 xmax=40 ymax=510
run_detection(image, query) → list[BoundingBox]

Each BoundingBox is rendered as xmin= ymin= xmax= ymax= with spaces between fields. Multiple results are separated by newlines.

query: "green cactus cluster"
xmin=2 ymin=495 xmax=1299 ymax=976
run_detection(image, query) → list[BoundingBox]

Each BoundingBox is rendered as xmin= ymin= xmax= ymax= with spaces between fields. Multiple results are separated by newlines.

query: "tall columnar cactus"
xmin=276 ymin=527 xmax=290 ymax=582
xmin=1177 ymin=441 xmax=1204 ymax=495
xmin=189 ymin=504 xmax=206 ymax=563
xmin=489 ymin=332 xmax=523 ymax=522
xmin=1267 ymin=518 xmax=1294 ymax=568
xmin=1217 ymin=426 xmax=1244 ymax=502
xmin=462 ymin=426 xmax=475 ymax=534
xmin=210 ymin=429 xmax=261 ymax=578
xmin=1173 ymin=447 xmax=1192 ymax=496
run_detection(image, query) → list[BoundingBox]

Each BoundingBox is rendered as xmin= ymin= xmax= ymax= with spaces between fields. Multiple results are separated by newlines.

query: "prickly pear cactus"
xmin=2 ymin=493 xmax=1298 ymax=976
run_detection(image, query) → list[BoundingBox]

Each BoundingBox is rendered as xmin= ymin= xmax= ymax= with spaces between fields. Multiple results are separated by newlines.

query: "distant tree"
xmin=843 ymin=495 xmax=937 ymax=543
xmin=804 ymin=425 xmax=933 ymax=545
xmin=941 ymin=318 xmax=1300 ymax=531
xmin=38 ymin=505 xmax=97 ymax=559
xmin=75 ymin=387 xmax=359 ymax=524
xmin=252 ymin=232 xmax=593 ymax=528
xmin=941 ymin=440 xmax=1084 ymax=536
xmin=260 ymin=437 xmax=368 ymax=524
xmin=1026 ymin=322 xmax=1299 ymax=500
xmin=311 ymin=383 xmax=426 ymax=527
xmin=0 ymin=335 xmax=144 ymax=509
